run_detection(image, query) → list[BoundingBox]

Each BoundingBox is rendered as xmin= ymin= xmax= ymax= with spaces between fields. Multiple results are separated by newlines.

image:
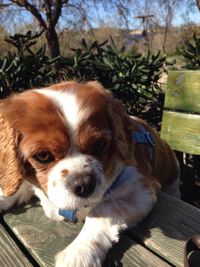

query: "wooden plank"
xmin=165 ymin=70 xmax=200 ymax=113
xmin=161 ymin=110 xmax=200 ymax=154
xmin=3 ymin=201 xmax=171 ymax=267
xmin=130 ymin=192 xmax=200 ymax=267
xmin=105 ymin=234 xmax=171 ymax=267
xmin=3 ymin=203 xmax=81 ymax=267
xmin=0 ymin=222 xmax=33 ymax=267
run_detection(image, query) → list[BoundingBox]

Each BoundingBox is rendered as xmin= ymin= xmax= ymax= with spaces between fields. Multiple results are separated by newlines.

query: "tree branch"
xmin=51 ymin=0 xmax=64 ymax=27
xmin=195 ymin=0 xmax=200 ymax=11
xmin=10 ymin=0 xmax=47 ymax=29
xmin=0 ymin=3 xmax=12 ymax=8
xmin=44 ymin=0 xmax=52 ymax=27
xmin=65 ymin=3 xmax=88 ymax=22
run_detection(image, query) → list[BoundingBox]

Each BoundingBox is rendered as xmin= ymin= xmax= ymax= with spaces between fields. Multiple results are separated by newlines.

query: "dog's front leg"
xmin=55 ymin=189 xmax=154 ymax=267
xmin=55 ymin=214 xmax=125 ymax=267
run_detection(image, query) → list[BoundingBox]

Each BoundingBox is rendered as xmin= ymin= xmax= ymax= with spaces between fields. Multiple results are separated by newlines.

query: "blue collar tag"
xmin=58 ymin=208 xmax=77 ymax=223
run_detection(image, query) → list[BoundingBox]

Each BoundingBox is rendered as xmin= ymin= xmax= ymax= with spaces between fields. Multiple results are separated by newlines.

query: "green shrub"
xmin=0 ymin=32 xmax=166 ymax=128
xmin=180 ymin=33 xmax=200 ymax=70
xmin=0 ymin=31 xmax=59 ymax=98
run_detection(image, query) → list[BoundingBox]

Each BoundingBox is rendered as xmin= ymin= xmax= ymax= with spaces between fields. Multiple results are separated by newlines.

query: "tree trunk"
xmin=162 ymin=26 xmax=168 ymax=53
xmin=45 ymin=27 xmax=60 ymax=58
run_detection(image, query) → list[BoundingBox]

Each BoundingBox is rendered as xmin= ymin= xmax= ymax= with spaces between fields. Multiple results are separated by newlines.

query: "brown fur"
xmin=0 ymin=113 xmax=23 ymax=196
xmin=61 ymin=169 xmax=69 ymax=178
xmin=74 ymin=81 xmax=136 ymax=180
xmin=130 ymin=116 xmax=179 ymax=189
xmin=0 ymin=80 xmax=179 ymax=198
xmin=0 ymin=91 xmax=70 ymax=195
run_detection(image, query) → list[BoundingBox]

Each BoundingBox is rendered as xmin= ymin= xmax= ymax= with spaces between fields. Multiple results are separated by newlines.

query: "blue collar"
xmin=58 ymin=124 xmax=155 ymax=222
xmin=133 ymin=124 xmax=155 ymax=146
xmin=132 ymin=124 xmax=155 ymax=160
xmin=58 ymin=208 xmax=77 ymax=223
xmin=104 ymin=167 xmax=127 ymax=196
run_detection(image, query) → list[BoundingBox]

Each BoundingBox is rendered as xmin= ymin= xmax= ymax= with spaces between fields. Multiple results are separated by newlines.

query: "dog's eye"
xmin=92 ymin=140 xmax=107 ymax=156
xmin=33 ymin=151 xmax=54 ymax=164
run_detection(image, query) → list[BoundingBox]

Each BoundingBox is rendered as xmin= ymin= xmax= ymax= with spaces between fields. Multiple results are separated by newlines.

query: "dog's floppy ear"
xmin=108 ymin=97 xmax=137 ymax=166
xmin=0 ymin=108 xmax=23 ymax=196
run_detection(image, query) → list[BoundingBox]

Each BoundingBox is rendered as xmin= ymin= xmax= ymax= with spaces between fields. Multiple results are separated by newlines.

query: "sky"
xmin=172 ymin=4 xmax=200 ymax=26
xmin=65 ymin=1 xmax=200 ymax=30
xmin=85 ymin=1 xmax=200 ymax=29
xmin=3 ymin=0 xmax=200 ymax=33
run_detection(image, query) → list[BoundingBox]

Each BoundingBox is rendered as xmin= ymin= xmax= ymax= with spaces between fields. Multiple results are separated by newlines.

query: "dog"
xmin=0 ymin=81 xmax=180 ymax=267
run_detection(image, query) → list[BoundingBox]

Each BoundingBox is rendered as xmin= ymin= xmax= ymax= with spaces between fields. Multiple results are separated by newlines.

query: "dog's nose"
xmin=69 ymin=174 xmax=96 ymax=198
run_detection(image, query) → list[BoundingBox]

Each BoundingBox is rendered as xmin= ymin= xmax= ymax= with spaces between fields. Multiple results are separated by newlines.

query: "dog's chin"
xmin=48 ymin=187 xmax=105 ymax=211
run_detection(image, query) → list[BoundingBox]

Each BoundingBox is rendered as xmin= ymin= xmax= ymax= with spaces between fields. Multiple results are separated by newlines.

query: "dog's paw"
xmin=55 ymin=244 xmax=102 ymax=267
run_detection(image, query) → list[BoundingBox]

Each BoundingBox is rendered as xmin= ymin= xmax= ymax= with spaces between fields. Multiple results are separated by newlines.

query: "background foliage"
xmin=0 ymin=31 xmax=60 ymax=98
xmin=180 ymin=33 xmax=200 ymax=70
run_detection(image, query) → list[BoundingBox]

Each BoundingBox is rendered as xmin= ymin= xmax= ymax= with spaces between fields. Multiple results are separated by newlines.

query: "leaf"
xmin=81 ymin=39 xmax=88 ymax=50
xmin=1 ymin=57 xmax=8 ymax=71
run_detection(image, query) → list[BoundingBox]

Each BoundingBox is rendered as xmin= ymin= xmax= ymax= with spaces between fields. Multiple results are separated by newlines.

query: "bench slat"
xmin=0 ymin=222 xmax=33 ymax=267
xmin=165 ymin=70 xmax=200 ymax=113
xmin=3 ymin=201 xmax=171 ymax=267
xmin=130 ymin=192 xmax=200 ymax=267
xmin=3 ymin=203 xmax=80 ymax=267
xmin=106 ymin=234 xmax=171 ymax=267
xmin=161 ymin=110 xmax=200 ymax=154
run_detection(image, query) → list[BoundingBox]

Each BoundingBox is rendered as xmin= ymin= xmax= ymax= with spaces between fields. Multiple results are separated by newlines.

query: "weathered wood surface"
xmin=161 ymin=110 xmax=200 ymax=154
xmin=3 ymin=199 xmax=172 ymax=267
xmin=131 ymin=192 xmax=200 ymax=267
xmin=165 ymin=70 xmax=200 ymax=113
xmin=3 ymin=202 xmax=81 ymax=267
xmin=2 ymin=193 xmax=198 ymax=267
xmin=0 ymin=221 xmax=33 ymax=267
xmin=105 ymin=234 xmax=170 ymax=267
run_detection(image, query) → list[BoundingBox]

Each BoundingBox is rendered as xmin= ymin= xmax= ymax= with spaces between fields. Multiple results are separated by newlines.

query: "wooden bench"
xmin=161 ymin=70 xmax=200 ymax=204
xmin=1 ymin=70 xmax=200 ymax=267
xmin=161 ymin=70 xmax=200 ymax=155
xmin=1 ymin=193 xmax=200 ymax=267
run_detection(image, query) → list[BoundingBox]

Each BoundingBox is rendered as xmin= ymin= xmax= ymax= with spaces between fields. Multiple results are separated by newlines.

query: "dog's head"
xmin=0 ymin=81 xmax=136 ymax=210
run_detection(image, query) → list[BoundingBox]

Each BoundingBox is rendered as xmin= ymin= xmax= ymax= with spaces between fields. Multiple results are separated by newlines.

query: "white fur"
xmin=47 ymin=154 xmax=106 ymax=212
xmin=0 ymin=181 xmax=34 ymax=212
xmin=55 ymin=167 xmax=154 ymax=267
xmin=55 ymin=216 xmax=121 ymax=267
xmin=33 ymin=187 xmax=64 ymax=221
xmin=35 ymin=89 xmax=89 ymax=142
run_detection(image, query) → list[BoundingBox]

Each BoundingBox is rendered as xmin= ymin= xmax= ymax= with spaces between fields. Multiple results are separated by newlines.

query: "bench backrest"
xmin=161 ymin=70 xmax=200 ymax=155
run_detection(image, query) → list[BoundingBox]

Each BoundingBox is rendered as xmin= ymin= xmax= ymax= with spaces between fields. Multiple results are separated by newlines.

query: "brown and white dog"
xmin=0 ymin=81 xmax=179 ymax=267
